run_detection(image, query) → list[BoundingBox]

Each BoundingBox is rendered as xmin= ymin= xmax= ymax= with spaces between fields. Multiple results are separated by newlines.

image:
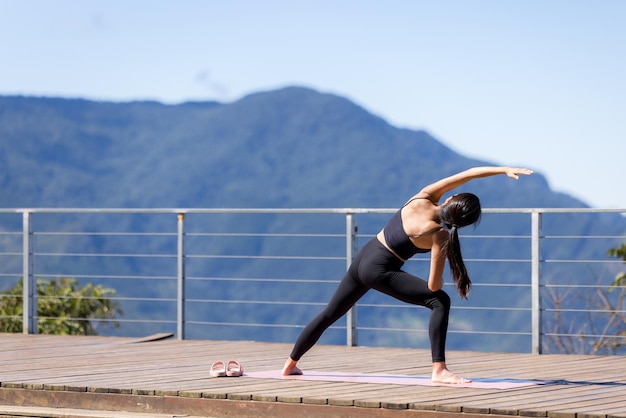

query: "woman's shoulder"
xmin=404 ymin=192 xmax=437 ymax=207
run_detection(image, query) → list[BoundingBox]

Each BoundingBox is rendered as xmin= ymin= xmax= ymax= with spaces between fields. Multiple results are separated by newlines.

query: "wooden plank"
xmin=453 ymin=384 xmax=625 ymax=416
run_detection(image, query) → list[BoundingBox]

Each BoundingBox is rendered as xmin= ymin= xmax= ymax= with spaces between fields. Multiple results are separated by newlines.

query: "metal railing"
xmin=0 ymin=208 xmax=624 ymax=355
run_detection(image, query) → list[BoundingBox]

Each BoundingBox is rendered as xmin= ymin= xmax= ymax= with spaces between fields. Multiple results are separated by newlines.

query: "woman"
xmin=282 ymin=166 xmax=533 ymax=384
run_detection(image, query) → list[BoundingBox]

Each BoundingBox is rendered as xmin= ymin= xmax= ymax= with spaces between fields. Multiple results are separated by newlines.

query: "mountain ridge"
xmin=0 ymin=86 xmax=579 ymax=210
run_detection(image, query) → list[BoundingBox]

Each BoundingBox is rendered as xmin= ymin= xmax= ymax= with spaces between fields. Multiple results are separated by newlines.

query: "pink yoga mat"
xmin=244 ymin=370 xmax=544 ymax=389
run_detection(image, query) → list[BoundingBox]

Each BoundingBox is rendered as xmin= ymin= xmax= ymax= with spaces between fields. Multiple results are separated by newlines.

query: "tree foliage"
xmin=0 ymin=278 xmax=122 ymax=335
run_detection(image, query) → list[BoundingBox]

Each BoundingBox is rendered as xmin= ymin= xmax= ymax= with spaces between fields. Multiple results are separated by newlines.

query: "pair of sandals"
xmin=210 ymin=360 xmax=244 ymax=377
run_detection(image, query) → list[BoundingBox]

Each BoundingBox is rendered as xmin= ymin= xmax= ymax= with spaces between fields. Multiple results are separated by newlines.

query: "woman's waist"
xmin=376 ymin=231 xmax=407 ymax=262
xmin=379 ymin=229 xmax=431 ymax=259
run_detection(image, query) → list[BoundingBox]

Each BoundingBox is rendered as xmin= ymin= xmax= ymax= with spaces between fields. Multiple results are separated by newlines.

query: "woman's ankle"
xmin=432 ymin=361 xmax=447 ymax=373
xmin=282 ymin=357 xmax=302 ymax=375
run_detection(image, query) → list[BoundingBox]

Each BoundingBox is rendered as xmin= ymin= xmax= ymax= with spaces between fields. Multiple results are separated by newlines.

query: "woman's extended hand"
xmin=505 ymin=167 xmax=534 ymax=180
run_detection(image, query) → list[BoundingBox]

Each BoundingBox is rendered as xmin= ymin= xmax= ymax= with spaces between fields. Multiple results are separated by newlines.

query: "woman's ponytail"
xmin=439 ymin=193 xmax=482 ymax=299
xmin=445 ymin=226 xmax=471 ymax=298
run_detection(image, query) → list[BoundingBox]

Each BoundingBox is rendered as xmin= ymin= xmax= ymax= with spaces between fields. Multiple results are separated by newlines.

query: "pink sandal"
xmin=210 ymin=361 xmax=226 ymax=377
xmin=226 ymin=360 xmax=244 ymax=377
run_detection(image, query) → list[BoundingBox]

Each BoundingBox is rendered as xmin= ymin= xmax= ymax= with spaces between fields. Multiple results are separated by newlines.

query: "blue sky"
xmin=1 ymin=0 xmax=624 ymax=208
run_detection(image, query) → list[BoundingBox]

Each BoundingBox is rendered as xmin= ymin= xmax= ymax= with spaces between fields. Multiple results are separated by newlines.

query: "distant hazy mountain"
xmin=0 ymin=86 xmax=578 ymax=209
xmin=1 ymin=87 xmax=624 ymax=353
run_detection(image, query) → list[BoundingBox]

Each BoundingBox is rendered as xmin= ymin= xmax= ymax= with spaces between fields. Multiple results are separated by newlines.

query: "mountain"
xmin=1 ymin=86 xmax=624 ymax=354
xmin=0 ymin=86 xmax=567 ymax=209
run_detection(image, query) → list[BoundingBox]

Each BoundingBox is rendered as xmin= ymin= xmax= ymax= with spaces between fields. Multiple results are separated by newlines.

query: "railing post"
xmin=22 ymin=211 xmax=36 ymax=334
xmin=177 ymin=213 xmax=186 ymax=340
xmin=531 ymin=210 xmax=543 ymax=354
xmin=345 ymin=212 xmax=358 ymax=346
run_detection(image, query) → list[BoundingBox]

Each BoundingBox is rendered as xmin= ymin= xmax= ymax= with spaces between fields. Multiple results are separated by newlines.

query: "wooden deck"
xmin=0 ymin=333 xmax=625 ymax=418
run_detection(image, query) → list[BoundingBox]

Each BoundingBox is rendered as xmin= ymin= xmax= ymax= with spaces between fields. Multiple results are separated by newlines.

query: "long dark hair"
xmin=439 ymin=193 xmax=482 ymax=299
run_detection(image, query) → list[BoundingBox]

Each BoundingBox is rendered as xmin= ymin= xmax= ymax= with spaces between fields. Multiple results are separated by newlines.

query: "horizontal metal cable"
xmin=187 ymin=276 xmax=340 ymax=284
xmin=33 ymin=231 xmax=177 ymax=236
xmin=543 ymin=284 xmax=626 ymax=289
xmin=186 ymin=232 xmax=344 ymax=238
xmin=543 ymin=259 xmax=623 ymax=263
xmin=33 ymin=252 xmax=176 ymax=258
xmin=543 ymin=308 xmax=626 ymax=314
xmin=184 ymin=320 xmax=343 ymax=330
xmin=186 ymin=298 xmax=327 ymax=307
xmin=36 ymin=295 xmax=177 ymax=303
xmin=544 ymin=332 xmax=626 ymax=339
xmin=357 ymin=303 xmax=531 ymax=312
xmin=34 ymin=316 xmax=177 ymax=324
xmin=35 ymin=273 xmax=176 ymax=281
xmin=184 ymin=254 xmax=344 ymax=260
xmin=353 ymin=326 xmax=531 ymax=336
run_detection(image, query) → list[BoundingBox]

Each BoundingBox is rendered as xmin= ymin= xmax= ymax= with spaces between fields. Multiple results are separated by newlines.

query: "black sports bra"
xmin=382 ymin=197 xmax=442 ymax=260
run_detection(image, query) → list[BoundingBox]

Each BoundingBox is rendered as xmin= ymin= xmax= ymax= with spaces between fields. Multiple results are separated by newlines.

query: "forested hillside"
xmin=0 ymin=86 xmax=569 ymax=209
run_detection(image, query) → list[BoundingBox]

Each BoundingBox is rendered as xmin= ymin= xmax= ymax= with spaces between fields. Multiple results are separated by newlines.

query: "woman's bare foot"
xmin=281 ymin=357 xmax=303 ymax=376
xmin=431 ymin=362 xmax=470 ymax=384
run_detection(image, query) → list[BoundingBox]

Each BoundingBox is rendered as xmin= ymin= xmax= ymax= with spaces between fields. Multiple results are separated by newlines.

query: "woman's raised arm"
xmin=420 ymin=166 xmax=533 ymax=202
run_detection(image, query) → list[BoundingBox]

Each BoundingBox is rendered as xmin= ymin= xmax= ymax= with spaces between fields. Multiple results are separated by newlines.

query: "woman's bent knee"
xmin=430 ymin=289 xmax=451 ymax=310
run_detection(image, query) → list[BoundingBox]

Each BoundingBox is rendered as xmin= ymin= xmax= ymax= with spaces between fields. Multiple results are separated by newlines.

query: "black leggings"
xmin=289 ymin=238 xmax=451 ymax=363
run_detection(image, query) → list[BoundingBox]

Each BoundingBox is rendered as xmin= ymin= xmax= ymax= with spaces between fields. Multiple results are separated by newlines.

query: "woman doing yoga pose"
xmin=282 ymin=166 xmax=533 ymax=384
